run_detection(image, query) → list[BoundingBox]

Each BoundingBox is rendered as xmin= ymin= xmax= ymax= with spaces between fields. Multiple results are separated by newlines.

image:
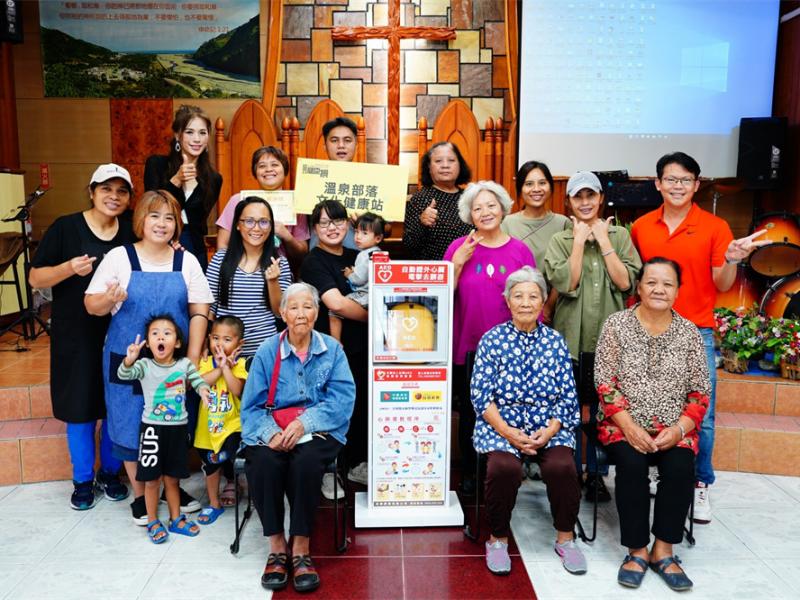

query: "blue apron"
xmin=103 ymin=245 xmax=189 ymax=451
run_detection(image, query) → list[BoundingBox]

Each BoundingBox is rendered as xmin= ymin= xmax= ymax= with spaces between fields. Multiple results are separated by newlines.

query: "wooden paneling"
xmin=0 ymin=44 xmax=20 ymax=169
xmin=21 ymin=162 xmax=101 ymax=240
xmin=10 ymin=30 xmax=43 ymax=99
xmin=17 ymin=99 xmax=112 ymax=164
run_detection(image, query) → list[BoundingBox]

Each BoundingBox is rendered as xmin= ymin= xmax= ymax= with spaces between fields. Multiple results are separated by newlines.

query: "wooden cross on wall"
xmin=332 ymin=0 xmax=456 ymax=165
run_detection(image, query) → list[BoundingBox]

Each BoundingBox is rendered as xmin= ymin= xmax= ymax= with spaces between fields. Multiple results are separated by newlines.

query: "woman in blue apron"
xmin=86 ymin=190 xmax=214 ymax=524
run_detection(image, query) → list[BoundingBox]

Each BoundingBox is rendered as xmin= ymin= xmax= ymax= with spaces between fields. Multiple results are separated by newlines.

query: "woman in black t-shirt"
xmin=29 ymin=164 xmax=136 ymax=511
xmin=300 ymin=200 xmax=368 ymax=496
xmin=402 ymin=141 xmax=473 ymax=260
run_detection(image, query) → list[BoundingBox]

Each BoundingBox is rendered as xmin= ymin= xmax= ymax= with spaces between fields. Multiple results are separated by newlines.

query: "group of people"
xmin=30 ymin=100 xmax=768 ymax=594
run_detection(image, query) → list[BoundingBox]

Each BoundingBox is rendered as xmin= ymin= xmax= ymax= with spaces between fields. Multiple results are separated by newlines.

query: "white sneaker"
xmin=649 ymin=467 xmax=658 ymax=497
xmin=347 ymin=461 xmax=369 ymax=485
xmin=693 ymin=482 xmax=712 ymax=524
xmin=321 ymin=472 xmax=344 ymax=500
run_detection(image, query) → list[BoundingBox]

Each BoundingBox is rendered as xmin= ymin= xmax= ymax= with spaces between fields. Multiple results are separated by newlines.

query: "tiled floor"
xmin=2 ymin=469 xmax=799 ymax=599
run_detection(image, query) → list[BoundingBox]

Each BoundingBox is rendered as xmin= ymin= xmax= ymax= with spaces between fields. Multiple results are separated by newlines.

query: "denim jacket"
xmin=241 ymin=330 xmax=355 ymax=446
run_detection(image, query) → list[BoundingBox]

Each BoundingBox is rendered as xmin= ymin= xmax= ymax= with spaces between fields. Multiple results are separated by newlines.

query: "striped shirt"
xmin=206 ymin=249 xmax=292 ymax=356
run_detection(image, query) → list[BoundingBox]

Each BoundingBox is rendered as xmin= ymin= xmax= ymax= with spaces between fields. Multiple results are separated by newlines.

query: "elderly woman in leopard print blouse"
xmin=594 ymin=256 xmax=710 ymax=592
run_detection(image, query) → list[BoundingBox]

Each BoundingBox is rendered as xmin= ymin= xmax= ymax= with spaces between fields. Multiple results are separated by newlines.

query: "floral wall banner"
xmin=39 ymin=1 xmax=260 ymax=98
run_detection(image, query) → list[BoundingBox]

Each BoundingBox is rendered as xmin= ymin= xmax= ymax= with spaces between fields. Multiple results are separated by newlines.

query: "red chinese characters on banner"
xmin=374 ymin=263 xmax=449 ymax=285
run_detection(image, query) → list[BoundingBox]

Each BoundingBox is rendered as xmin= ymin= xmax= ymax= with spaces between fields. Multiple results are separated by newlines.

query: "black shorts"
xmin=198 ymin=432 xmax=241 ymax=476
xmin=136 ymin=422 xmax=190 ymax=481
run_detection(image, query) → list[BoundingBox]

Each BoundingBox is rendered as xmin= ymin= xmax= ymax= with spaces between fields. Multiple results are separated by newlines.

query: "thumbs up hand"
xmin=420 ymin=199 xmax=438 ymax=227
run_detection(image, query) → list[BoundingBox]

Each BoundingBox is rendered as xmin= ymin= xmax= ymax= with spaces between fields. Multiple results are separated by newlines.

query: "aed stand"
xmin=355 ymin=258 xmax=463 ymax=527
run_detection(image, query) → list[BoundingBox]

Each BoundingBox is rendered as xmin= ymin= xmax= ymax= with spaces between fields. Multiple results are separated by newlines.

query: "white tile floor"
xmin=512 ymin=469 xmax=800 ymax=600
xmin=1 ymin=470 xmax=798 ymax=599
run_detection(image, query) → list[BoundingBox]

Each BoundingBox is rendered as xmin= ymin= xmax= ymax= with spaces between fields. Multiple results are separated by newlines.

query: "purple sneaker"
xmin=485 ymin=540 xmax=511 ymax=575
xmin=554 ymin=540 xmax=587 ymax=575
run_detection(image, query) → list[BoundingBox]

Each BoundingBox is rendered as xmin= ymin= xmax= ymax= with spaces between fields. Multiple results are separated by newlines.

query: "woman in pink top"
xmin=443 ymin=181 xmax=536 ymax=494
xmin=216 ymin=146 xmax=309 ymax=271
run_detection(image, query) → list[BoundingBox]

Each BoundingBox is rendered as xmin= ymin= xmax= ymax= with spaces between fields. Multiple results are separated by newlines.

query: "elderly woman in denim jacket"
xmin=241 ymin=282 xmax=355 ymax=594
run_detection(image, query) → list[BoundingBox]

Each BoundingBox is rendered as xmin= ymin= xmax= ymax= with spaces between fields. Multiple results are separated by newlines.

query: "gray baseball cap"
xmin=566 ymin=171 xmax=602 ymax=196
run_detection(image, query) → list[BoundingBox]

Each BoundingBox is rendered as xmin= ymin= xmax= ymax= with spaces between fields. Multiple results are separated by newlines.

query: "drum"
xmin=760 ymin=273 xmax=800 ymax=319
xmin=715 ymin=264 xmax=763 ymax=312
xmin=749 ymin=212 xmax=800 ymax=277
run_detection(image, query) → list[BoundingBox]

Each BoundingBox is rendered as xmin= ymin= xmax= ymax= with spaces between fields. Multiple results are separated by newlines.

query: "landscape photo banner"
xmin=39 ymin=1 xmax=260 ymax=98
xmin=294 ymin=158 xmax=409 ymax=223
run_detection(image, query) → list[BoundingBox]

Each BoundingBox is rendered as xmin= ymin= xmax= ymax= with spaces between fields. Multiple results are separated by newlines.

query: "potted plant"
xmin=766 ymin=317 xmax=800 ymax=380
xmin=713 ymin=307 xmax=767 ymax=374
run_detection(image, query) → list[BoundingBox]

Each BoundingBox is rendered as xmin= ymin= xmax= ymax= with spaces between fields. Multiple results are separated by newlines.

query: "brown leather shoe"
xmin=261 ymin=552 xmax=289 ymax=590
xmin=292 ymin=554 xmax=321 ymax=593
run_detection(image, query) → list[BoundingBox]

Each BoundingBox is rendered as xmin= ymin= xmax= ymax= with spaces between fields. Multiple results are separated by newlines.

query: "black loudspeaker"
xmin=0 ymin=0 xmax=23 ymax=44
xmin=737 ymin=117 xmax=787 ymax=190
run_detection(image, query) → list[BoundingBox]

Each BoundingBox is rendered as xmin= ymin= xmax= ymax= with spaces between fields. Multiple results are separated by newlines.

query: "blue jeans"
xmin=66 ymin=420 xmax=121 ymax=483
xmin=696 ymin=327 xmax=717 ymax=485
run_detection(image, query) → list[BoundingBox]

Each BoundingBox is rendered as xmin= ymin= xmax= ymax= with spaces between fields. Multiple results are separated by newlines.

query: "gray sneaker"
xmin=485 ymin=540 xmax=511 ymax=575
xmin=554 ymin=540 xmax=587 ymax=575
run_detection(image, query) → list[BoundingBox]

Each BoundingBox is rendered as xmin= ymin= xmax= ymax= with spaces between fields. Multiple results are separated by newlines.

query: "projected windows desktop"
xmin=518 ymin=1 xmax=780 ymax=177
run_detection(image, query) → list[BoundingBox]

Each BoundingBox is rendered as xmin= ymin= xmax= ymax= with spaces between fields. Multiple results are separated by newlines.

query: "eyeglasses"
xmin=661 ymin=176 xmax=696 ymax=187
xmin=318 ymin=218 xmax=347 ymax=229
xmin=239 ymin=218 xmax=272 ymax=230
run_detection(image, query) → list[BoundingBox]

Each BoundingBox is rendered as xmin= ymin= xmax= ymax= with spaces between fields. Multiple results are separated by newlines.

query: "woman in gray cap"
xmin=543 ymin=171 xmax=642 ymax=503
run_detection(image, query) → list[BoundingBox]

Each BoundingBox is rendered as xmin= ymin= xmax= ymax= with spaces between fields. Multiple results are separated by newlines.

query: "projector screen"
xmin=518 ymin=0 xmax=780 ymax=177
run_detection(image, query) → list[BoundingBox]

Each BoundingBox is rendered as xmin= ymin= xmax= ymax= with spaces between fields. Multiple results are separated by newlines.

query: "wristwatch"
xmin=725 ymin=255 xmax=740 ymax=265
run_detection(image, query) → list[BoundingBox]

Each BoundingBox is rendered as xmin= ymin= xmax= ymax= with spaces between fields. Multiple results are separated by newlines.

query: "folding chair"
xmin=574 ymin=352 xmax=696 ymax=546
xmin=230 ymin=447 xmax=349 ymax=555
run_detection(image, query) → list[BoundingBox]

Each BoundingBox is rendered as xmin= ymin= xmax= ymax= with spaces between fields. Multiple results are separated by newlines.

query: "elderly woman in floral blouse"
xmin=470 ymin=266 xmax=583 ymax=577
xmin=594 ymin=257 xmax=710 ymax=593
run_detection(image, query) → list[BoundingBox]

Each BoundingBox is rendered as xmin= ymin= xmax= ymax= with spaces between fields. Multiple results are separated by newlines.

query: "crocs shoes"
xmin=485 ymin=540 xmax=511 ymax=575
xmin=70 ymin=480 xmax=97 ymax=511
xmin=554 ymin=539 xmax=587 ymax=575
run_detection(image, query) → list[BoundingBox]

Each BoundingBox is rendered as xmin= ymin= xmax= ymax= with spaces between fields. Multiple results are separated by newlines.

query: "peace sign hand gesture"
xmin=124 ymin=334 xmax=146 ymax=367
xmin=452 ymin=230 xmax=483 ymax=267
xmin=725 ymin=229 xmax=771 ymax=263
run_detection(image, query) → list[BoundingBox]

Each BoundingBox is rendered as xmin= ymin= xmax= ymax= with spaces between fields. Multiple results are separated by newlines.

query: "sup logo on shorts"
xmin=139 ymin=426 xmax=160 ymax=468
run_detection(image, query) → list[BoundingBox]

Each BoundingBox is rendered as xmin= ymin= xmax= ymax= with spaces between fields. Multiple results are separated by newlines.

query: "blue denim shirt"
xmin=241 ymin=330 xmax=355 ymax=446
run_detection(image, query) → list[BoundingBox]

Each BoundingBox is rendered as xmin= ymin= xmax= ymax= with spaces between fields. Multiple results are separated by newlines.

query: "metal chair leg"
xmin=463 ymin=455 xmax=483 ymax=542
xmin=684 ymin=493 xmax=696 ymax=546
xmin=230 ymin=457 xmax=252 ymax=555
xmin=333 ymin=454 xmax=348 ymax=553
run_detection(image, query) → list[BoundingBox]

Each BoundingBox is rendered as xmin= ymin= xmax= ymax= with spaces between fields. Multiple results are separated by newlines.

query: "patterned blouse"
xmin=471 ymin=321 xmax=580 ymax=457
xmin=593 ymin=306 xmax=710 ymax=453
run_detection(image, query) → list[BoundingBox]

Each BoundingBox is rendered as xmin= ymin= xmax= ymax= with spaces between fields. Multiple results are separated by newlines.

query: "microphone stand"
xmin=0 ymin=187 xmax=51 ymax=341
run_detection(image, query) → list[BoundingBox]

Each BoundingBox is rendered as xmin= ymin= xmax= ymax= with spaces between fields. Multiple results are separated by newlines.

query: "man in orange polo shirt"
xmin=631 ymin=152 xmax=768 ymax=525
